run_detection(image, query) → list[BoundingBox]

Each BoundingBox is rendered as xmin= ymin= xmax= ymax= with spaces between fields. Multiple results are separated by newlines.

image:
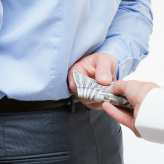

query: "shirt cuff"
xmin=94 ymin=39 xmax=141 ymax=80
xmin=135 ymin=88 xmax=164 ymax=144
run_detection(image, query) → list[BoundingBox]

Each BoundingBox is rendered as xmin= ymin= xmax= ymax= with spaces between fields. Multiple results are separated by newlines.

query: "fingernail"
xmin=108 ymin=86 xmax=113 ymax=93
xmin=99 ymin=73 xmax=110 ymax=82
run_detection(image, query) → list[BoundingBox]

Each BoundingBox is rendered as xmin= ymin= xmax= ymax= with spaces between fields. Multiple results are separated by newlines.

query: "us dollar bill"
xmin=73 ymin=70 xmax=134 ymax=109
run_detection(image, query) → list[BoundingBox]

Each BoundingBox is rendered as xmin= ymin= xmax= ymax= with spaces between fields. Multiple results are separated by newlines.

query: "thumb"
xmin=108 ymin=80 xmax=136 ymax=107
xmin=95 ymin=59 xmax=113 ymax=86
xmin=94 ymin=53 xmax=117 ymax=85
xmin=108 ymin=80 xmax=126 ymax=95
xmin=96 ymin=72 xmax=112 ymax=86
xmin=109 ymin=80 xmax=126 ymax=95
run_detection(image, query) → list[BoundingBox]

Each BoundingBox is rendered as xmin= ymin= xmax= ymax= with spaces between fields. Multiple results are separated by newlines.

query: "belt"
xmin=0 ymin=95 xmax=79 ymax=113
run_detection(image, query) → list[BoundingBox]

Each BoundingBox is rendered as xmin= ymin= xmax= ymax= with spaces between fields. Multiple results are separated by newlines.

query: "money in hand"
xmin=73 ymin=70 xmax=134 ymax=109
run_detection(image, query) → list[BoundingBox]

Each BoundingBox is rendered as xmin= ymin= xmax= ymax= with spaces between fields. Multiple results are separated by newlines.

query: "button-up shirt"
xmin=0 ymin=0 xmax=152 ymax=100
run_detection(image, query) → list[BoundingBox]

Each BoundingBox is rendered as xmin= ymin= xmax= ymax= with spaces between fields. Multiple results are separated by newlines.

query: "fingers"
xmin=68 ymin=55 xmax=97 ymax=93
xmin=68 ymin=53 xmax=118 ymax=93
xmin=109 ymin=80 xmax=127 ymax=95
xmin=74 ymin=93 xmax=103 ymax=110
xmin=77 ymin=97 xmax=103 ymax=110
xmin=109 ymin=80 xmax=159 ymax=108
xmin=94 ymin=53 xmax=118 ymax=86
xmin=108 ymin=80 xmax=137 ymax=108
xmin=103 ymin=102 xmax=142 ymax=137
xmin=68 ymin=76 xmax=77 ymax=93
xmin=96 ymin=71 xmax=112 ymax=86
xmin=86 ymin=102 xmax=103 ymax=110
xmin=75 ymin=94 xmax=98 ymax=105
xmin=68 ymin=53 xmax=118 ymax=111
xmin=68 ymin=66 xmax=90 ymax=93
xmin=102 ymin=102 xmax=133 ymax=130
xmin=112 ymin=75 xmax=117 ymax=82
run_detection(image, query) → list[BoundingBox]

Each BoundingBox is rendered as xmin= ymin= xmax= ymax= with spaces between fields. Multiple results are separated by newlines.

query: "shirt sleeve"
xmin=135 ymin=88 xmax=164 ymax=144
xmin=0 ymin=0 xmax=3 ymax=31
xmin=94 ymin=0 xmax=153 ymax=79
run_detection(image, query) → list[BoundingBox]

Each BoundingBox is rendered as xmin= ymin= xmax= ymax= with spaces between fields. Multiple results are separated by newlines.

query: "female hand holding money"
xmin=102 ymin=80 xmax=159 ymax=137
xmin=68 ymin=53 xmax=118 ymax=110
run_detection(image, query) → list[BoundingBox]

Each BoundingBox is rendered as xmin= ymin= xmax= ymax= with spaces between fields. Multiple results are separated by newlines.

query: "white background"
xmin=122 ymin=1 xmax=164 ymax=164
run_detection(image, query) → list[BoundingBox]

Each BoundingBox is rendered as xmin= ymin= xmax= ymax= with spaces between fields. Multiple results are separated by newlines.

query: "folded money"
xmin=73 ymin=70 xmax=134 ymax=109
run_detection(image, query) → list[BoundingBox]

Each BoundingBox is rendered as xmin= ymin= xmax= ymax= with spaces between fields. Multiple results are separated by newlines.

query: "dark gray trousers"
xmin=0 ymin=102 xmax=123 ymax=164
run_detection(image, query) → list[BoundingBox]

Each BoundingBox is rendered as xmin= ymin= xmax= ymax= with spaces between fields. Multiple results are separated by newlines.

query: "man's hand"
xmin=68 ymin=53 xmax=118 ymax=110
xmin=102 ymin=80 xmax=159 ymax=137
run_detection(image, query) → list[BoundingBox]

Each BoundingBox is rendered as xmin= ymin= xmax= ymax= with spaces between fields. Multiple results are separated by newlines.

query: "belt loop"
xmin=70 ymin=95 xmax=75 ymax=113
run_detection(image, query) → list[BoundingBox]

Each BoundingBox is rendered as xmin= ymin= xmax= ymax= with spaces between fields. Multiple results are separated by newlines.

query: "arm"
xmin=68 ymin=0 xmax=152 ymax=110
xmin=102 ymin=80 xmax=164 ymax=144
xmin=0 ymin=0 xmax=3 ymax=31
xmin=94 ymin=0 xmax=153 ymax=79
xmin=135 ymin=88 xmax=164 ymax=144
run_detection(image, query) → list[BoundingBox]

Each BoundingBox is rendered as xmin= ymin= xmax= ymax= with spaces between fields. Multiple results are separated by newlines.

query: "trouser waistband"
xmin=0 ymin=95 xmax=79 ymax=113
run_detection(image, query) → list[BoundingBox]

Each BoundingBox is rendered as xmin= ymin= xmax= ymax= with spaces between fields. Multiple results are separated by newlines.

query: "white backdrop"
xmin=122 ymin=1 xmax=164 ymax=164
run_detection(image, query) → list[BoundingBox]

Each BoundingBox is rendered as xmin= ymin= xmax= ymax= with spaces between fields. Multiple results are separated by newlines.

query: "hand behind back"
xmin=68 ymin=53 xmax=118 ymax=110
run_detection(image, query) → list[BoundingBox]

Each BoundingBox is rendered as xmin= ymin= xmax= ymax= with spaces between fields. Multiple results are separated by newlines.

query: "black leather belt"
xmin=0 ymin=95 xmax=79 ymax=113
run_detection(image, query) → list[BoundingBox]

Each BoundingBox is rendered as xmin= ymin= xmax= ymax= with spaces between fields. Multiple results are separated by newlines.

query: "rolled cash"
xmin=73 ymin=70 xmax=134 ymax=109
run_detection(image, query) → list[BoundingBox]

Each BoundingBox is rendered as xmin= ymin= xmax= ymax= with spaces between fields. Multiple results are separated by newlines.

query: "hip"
xmin=0 ymin=102 xmax=123 ymax=164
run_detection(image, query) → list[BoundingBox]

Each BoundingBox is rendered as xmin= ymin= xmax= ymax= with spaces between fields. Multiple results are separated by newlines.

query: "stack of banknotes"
xmin=73 ymin=70 xmax=134 ymax=109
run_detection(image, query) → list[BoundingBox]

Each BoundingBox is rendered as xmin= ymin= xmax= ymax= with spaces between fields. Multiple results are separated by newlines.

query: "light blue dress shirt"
xmin=0 ymin=0 xmax=152 ymax=101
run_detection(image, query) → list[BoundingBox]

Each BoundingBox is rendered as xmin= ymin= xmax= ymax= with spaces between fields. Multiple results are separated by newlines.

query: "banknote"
xmin=73 ymin=70 xmax=134 ymax=109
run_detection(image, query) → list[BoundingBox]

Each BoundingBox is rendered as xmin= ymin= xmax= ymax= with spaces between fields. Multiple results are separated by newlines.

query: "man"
xmin=0 ymin=0 xmax=152 ymax=163
xmin=103 ymin=80 xmax=164 ymax=144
